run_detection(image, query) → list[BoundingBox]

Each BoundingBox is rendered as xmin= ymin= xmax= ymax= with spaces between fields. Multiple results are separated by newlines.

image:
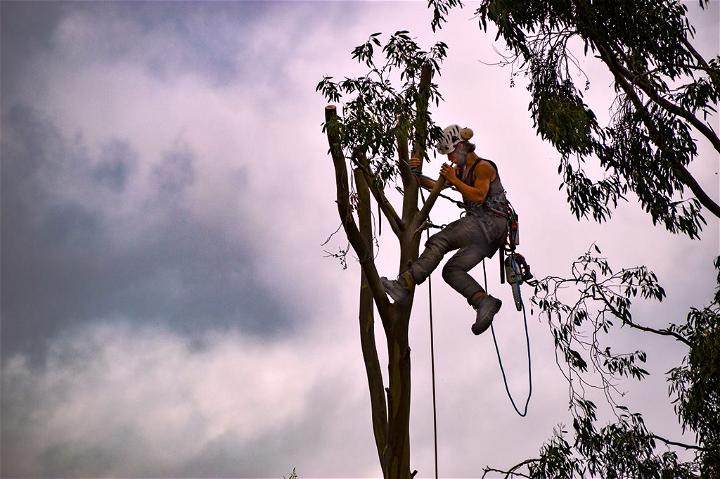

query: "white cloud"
xmin=1 ymin=320 xmax=367 ymax=477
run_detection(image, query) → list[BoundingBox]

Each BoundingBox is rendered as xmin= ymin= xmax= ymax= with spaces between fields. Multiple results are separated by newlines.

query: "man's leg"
xmin=441 ymin=244 xmax=487 ymax=300
xmin=442 ymin=238 xmax=502 ymax=335
xmin=381 ymin=218 xmax=468 ymax=303
xmin=409 ymin=218 xmax=477 ymax=284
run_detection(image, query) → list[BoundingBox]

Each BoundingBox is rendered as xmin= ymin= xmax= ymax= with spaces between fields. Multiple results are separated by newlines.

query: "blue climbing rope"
xmin=482 ymin=259 xmax=533 ymax=417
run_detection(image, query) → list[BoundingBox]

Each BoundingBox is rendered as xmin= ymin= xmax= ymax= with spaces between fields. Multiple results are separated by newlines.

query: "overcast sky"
xmin=1 ymin=1 xmax=718 ymax=478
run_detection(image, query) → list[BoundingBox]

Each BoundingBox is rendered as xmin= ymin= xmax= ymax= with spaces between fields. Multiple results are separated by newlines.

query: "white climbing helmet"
xmin=436 ymin=124 xmax=474 ymax=155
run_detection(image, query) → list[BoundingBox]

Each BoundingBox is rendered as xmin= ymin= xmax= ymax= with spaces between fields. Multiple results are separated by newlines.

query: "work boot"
xmin=471 ymin=295 xmax=502 ymax=335
xmin=381 ymin=273 xmax=412 ymax=304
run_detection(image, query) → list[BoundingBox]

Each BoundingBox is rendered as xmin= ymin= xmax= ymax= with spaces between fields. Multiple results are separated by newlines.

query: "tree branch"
xmin=624 ymin=318 xmax=692 ymax=347
xmin=593 ymin=287 xmax=693 ymax=346
xmin=651 ymin=433 xmax=708 ymax=451
xmin=414 ymin=176 xmax=447 ymax=230
xmin=325 ymin=105 xmax=391 ymax=317
xmin=482 ymin=458 xmax=538 ymax=478
xmin=404 ymin=63 xmax=433 ymax=224
xmin=681 ymin=36 xmax=712 ymax=72
xmin=396 ymin=124 xmax=416 ymax=194
xmin=411 ymin=63 xmax=432 ymax=163
xmin=352 ymin=150 xmax=404 ymax=237
xmin=607 ymin=44 xmax=720 ymax=154
xmin=355 ymin=167 xmax=389 ymax=473
xmin=596 ymin=43 xmax=720 ymax=219
xmin=673 ymin=163 xmax=720 ymax=219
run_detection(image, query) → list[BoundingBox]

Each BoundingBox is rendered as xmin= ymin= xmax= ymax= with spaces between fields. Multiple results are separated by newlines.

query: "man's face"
xmin=447 ymin=143 xmax=468 ymax=166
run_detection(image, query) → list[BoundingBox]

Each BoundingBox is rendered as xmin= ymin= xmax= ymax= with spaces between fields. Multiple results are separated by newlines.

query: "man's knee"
xmin=425 ymin=232 xmax=449 ymax=253
xmin=441 ymin=260 xmax=459 ymax=283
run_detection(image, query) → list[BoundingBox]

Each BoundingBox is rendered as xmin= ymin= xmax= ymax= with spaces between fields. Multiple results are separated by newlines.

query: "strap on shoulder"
xmin=462 ymin=159 xmax=480 ymax=186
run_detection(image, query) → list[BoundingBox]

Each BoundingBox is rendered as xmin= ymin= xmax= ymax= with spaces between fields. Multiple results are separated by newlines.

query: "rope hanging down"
xmin=426 ymin=230 xmax=440 ymax=479
xmin=482 ymin=260 xmax=533 ymax=417
xmin=419 ymin=186 xmax=440 ymax=479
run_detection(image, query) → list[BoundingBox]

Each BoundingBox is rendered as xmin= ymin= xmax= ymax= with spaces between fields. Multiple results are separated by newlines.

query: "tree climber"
xmin=381 ymin=125 xmax=510 ymax=335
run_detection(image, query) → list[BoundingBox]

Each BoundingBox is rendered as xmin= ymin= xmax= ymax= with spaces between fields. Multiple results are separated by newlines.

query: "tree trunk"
xmin=384 ymin=324 xmax=413 ymax=478
xmin=355 ymin=168 xmax=389 ymax=475
xmin=323 ymin=62 xmax=436 ymax=479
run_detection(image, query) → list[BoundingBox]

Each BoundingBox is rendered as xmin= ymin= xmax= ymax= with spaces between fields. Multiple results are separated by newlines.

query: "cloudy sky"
xmin=1 ymin=1 xmax=718 ymax=478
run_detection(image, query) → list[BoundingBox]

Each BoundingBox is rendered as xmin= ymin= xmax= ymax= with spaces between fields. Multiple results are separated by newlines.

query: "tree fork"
xmin=324 ymin=60 xmax=440 ymax=479
xmin=326 ymin=105 xmax=417 ymax=479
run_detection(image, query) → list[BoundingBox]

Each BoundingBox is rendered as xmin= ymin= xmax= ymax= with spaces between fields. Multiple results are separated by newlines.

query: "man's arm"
xmin=414 ymin=173 xmax=439 ymax=191
xmin=409 ymin=157 xmax=449 ymax=191
xmin=440 ymin=160 xmax=495 ymax=203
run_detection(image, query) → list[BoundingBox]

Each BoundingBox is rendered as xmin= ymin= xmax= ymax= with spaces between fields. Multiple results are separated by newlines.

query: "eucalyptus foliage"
xmin=435 ymin=0 xmax=720 ymax=238
xmin=480 ymin=249 xmax=719 ymax=478
xmin=317 ymin=31 xmax=447 ymax=185
xmin=668 ymin=259 xmax=720 ymax=476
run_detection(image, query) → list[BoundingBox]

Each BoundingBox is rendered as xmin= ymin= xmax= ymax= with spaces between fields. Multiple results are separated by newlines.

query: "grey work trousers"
xmin=409 ymin=212 xmax=507 ymax=302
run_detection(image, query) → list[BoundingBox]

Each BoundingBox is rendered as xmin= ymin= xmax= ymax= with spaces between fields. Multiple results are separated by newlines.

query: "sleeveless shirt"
xmin=456 ymin=157 xmax=508 ymax=214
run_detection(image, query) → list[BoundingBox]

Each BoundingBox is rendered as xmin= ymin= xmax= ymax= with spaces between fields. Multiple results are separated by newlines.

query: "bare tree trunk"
xmin=384 ymin=323 xmax=413 ymax=478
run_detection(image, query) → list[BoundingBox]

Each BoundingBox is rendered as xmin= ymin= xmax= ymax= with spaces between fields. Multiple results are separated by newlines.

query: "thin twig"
xmin=482 ymin=458 xmax=538 ymax=478
xmin=652 ymin=434 xmax=708 ymax=451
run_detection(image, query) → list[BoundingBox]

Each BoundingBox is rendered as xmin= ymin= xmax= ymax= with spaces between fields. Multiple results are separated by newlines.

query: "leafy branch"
xmin=484 ymin=247 xmax=719 ymax=477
